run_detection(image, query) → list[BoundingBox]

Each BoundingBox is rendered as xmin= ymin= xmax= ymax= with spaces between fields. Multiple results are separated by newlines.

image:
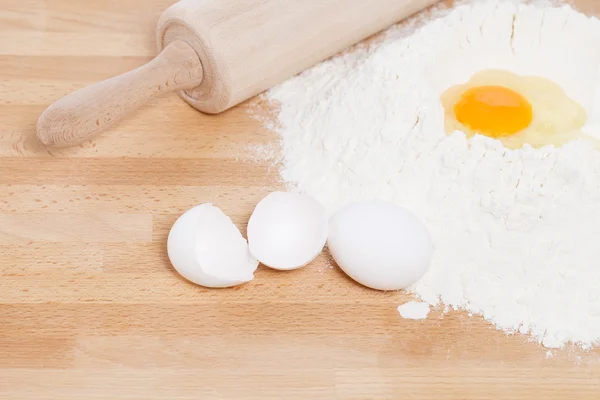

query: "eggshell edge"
xmin=167 ymin=203 xmax=258 ymax=288
xmin=248 ymin=192 xmax=328 ymax=271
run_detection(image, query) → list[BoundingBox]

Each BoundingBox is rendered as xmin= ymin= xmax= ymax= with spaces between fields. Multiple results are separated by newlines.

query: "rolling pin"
xmin=36 ymin=0 xmax=439 ymax=148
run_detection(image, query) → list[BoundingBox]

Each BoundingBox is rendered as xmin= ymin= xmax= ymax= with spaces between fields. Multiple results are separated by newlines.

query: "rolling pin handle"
xmin=36 ymin=40 xmax=204 ymax=148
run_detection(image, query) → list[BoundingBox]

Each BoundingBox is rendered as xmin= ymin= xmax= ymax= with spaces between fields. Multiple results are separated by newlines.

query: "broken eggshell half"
xmin=247 ymin=192 xmax=328 ymax=270
xmin=167 ymin=203 xmax=258 ymax=288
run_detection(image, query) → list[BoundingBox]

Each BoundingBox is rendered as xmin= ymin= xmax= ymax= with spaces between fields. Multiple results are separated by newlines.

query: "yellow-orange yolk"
xmin=454 ymin=86 xmax=533 ymax=138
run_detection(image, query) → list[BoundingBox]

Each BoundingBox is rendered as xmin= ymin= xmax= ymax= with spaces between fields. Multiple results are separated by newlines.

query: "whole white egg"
xmin=167 ymin=203 xmax=258 ymax=288
xmin=327 ymin=200 xmax=434 ymax=291
xmin=247 ymin=192 xmax=328 ymax=270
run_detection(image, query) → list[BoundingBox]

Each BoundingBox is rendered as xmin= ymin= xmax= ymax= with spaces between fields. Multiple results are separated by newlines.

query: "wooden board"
xmin=1 ymin=0 xmax=599 ymax=398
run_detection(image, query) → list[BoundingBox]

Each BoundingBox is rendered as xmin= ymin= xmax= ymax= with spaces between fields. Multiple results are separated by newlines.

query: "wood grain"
xmin=37 ymin=0 xmax=439 ymax=148
xmin=1 ymin=1 xmax=599 ymax=399
xmin=36 ymin=40 xmax=204 ymax=147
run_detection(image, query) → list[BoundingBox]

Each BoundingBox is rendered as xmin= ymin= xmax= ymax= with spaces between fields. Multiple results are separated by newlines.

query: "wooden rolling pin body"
xmin=37 ymin=0 xmax=439 ymax=147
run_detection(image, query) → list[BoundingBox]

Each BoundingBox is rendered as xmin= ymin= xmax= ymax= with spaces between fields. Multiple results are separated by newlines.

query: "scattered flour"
xmin=261 ymin=0 xmax=600 ymax=349
xmin=243 ymin=143 xmax=281 ymax=166
xmin=398 ymin=301 xmax=431 ymax=320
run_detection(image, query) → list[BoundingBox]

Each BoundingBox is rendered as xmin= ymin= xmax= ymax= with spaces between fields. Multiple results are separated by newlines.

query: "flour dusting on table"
xmin=256 ymin=0 xmax=600 ymax=349
xmin=398 ymin=301 xmax=431 ymax=320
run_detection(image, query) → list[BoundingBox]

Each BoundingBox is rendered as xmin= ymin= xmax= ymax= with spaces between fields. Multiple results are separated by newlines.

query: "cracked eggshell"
xmin=327 ymin=200 xmax=434 ymax=291
xmin=167 ymin=203 xmax=258 ymax=288
xmin=248 ymin=192 xmax=328 ymax=270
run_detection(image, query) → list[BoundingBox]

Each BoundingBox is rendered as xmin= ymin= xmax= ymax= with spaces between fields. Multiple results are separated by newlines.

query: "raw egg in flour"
xmin=441 ymin=69 xmax=590 ymax=149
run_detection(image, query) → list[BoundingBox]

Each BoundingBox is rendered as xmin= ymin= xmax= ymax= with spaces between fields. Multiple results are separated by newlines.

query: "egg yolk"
xmin=454 ymin=86 xmax=533 ymax=138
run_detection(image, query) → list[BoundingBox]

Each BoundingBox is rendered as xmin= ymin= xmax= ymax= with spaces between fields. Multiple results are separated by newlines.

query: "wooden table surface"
xmin=1 ymin=0 xmax=600 ymax=399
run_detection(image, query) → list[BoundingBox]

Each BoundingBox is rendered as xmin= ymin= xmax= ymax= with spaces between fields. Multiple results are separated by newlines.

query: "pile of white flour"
xmin=260 ymin=0 xmax=600 ymax=349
